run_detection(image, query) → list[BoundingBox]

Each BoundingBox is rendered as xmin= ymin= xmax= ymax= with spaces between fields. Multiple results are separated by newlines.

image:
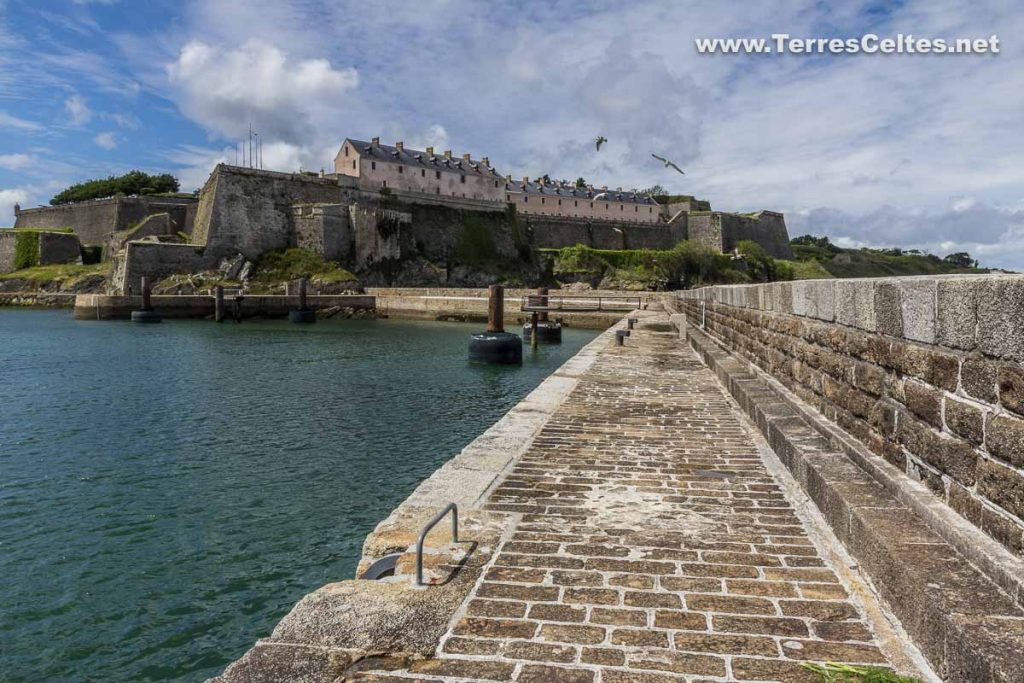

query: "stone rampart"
xmin=687 ymin=210 xmax=793 ymax=259
xmin=679 ymin=275 xmax=1024 ymax=558
xmin=14 ymin=196 xmax=196 ymax=247
xmin=192 ymin=165 xmax=354 ymax=259
xmin=0 ymin=229 xmax=82 ymax=272
xmin=114 ymin=242 xmax=216 ymax=294
xmin=522 ymin=215 xmax=685 ymax=251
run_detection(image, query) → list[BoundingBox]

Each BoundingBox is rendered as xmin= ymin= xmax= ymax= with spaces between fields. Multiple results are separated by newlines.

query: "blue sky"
xmin=2 ymin=0 xmax=1023 ymax=267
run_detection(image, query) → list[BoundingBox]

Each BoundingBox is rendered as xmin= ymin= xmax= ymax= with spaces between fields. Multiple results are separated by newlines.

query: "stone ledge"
xmin=686 ymin=324 xmax=1024 ymax=683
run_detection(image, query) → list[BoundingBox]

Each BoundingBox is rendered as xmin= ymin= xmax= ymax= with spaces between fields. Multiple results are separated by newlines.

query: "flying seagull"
xmin=595 ymin=136 xmax=607 ymax=151
xmin=651 ymin=153 xmax=685 ymax=175
xmin=592 ymin=192 xmax=608 ymax=200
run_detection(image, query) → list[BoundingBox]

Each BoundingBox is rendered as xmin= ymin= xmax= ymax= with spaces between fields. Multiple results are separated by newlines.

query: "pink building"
xmin=504 ymin=178 xmax=660 ymax=224
xmin=333 ymin=138 xmax=505 ymax=202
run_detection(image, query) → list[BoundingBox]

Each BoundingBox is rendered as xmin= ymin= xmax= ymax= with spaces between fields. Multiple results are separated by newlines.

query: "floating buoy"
xmin=469 ymin=285 xmax=522 ymax=364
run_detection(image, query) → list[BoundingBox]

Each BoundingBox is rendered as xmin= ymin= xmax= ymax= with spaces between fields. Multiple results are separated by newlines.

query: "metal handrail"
xmin=416 ymin=503 xmax=459 ymax=586
xmin=520 ymin=295 xmax=642 ymax=313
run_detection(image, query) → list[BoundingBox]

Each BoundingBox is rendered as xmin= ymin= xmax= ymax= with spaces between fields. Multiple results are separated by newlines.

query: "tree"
xmin=637 ymin=184 xmax=667 ymax=196
xmin=943 ymin=251 xmax=976 ymax=268
xmin=50 ymin=170 xmax=180 ymax=205
xmin=575 ymin=177 xmax=587 ymax=187
xmin=791 ymin=234 xmax=832 ymax=248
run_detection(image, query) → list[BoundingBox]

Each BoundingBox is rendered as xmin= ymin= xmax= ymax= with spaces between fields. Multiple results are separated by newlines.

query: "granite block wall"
xmin=680 ymin=275 xmax=1024 ymax=558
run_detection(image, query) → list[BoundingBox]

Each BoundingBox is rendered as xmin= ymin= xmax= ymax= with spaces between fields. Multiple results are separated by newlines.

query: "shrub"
xmin=51 ymin=170 xmax=179 ymax=205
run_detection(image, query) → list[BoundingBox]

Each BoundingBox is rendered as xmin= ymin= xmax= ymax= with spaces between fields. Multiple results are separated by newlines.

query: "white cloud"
xmin=0 ymin=111 xmax=41 ymax=131
xmin=94 ymin=131 xmax=117 ymax=149
xmin=65 ymin=94 xmax=92 ymax=125
xmin=0 ymin=188 xmax=32 ymax=226
xmin=166 ymin=39 xmax=358 ymax=145
xmin=0 ymin=153 xmax=36 ymax=170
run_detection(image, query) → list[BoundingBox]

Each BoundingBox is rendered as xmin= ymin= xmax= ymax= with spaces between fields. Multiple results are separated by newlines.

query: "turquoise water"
xmin=0 ymin=310 xmax=598 ymax=682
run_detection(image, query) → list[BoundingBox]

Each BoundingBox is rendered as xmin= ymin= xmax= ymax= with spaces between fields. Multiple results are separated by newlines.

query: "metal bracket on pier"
xmin=416 ymin=503 xmax=459 ymax=586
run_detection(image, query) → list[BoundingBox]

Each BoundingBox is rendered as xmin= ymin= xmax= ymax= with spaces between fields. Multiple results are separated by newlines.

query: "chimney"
xmin=426 ymin=146 xmax=434 ymax=156
xmin=395 ymin=141 xmax=404 ymax=152
xmin=482 ymin=157 xmax=489 ymax=166
xmin=602 ymin=185 xmax=608 ymax=191
xmin=462 ymin=153 xmax=471 ymax=161
xmin=522 ymin=176 xmax=529 ymax=184
xmin=506 ymin=174 xmax=512 ymax=182
xmin=444 ymin=150 xmax=452 ymax=159
xmin=371 ymin=136 xmax=380 ymax=146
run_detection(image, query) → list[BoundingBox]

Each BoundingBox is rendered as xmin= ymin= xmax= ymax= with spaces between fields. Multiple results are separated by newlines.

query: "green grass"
xmin=791 ymin=243 xmax=990 ymax=279
xmin=14 ymin=231 xmax=40 ymax=270
xmin=0 ymin=262 xmax=108 ymax=286
xmin=802 ymin=662 xmax=923 ymax=683
xmin=249 ymin=248 xmax=357 ymax=285
xmin=785 ymin=258 xmax=833 ymax=279
xmin=541 ymin=241 xmax=790 ymax=289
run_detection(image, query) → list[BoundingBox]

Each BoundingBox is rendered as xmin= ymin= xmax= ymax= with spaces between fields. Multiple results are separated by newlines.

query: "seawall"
xmin=676 ymin=275 xmax=1024 ymax=561
xmin=73 ymin=293 xmax=374 ymax=320
xmin=368 ymin=287 xmax=655 ymax=329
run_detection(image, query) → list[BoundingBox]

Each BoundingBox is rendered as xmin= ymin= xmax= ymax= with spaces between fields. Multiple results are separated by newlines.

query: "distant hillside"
xmin=787 ymin=235 xmax=992 ymax=279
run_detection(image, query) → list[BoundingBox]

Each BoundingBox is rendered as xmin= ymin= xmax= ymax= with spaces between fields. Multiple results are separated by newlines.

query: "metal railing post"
xmin=416 ymin=503 xmax=459 ymax=586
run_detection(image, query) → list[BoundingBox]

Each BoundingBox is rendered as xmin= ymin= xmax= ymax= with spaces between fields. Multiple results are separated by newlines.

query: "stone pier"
xmin=213 ymin=305 xmax=988 ymax=683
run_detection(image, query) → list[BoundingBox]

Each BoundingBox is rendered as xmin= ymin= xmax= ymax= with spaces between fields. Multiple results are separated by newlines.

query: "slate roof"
xmin=346 ymin=139 xmax=502 ymax=178
xmin=505 ymin=180 xmax=657 ymax=205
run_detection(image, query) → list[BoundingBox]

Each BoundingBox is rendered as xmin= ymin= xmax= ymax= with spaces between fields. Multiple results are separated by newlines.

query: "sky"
xmin=1 ymin=0 xmax=1022 ymax=267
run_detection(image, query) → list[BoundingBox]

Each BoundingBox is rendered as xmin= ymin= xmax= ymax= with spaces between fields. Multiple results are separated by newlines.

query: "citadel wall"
xmin=13 ymin=196 xmax=197 ymax=248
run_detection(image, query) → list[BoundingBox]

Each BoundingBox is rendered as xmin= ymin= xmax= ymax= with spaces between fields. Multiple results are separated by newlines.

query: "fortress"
xmin=4 ymin=136 xmax=793 ymax=288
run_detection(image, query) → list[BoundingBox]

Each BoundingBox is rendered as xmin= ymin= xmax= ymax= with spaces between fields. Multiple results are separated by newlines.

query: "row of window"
xmin=507 ymin=194 xmax=653 ymax=213
xmin=364 ymin=160 xmax=500 ymax=187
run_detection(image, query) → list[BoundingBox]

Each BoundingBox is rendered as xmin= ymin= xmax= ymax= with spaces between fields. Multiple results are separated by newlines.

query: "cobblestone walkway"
xmin=370 ymin=319 xmax=892 ymax=682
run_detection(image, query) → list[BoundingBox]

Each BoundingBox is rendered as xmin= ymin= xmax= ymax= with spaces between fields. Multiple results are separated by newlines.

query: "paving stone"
xmin=383 ymin=314 xmax=892 ymax=681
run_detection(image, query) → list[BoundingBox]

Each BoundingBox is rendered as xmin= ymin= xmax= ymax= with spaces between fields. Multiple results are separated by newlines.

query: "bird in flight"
xmin=592 ymin=192 xmax=608 ymax=200
xmin=651 ymin=153 xmax=685 ymax=175
xmin=595 ymin=136 xmax=607 ymax=151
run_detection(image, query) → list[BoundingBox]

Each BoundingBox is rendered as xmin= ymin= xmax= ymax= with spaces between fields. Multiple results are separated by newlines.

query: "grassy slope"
xmin=784 ymin=244 xmax=990 ymax=280
xmin=0 ymin=263 xmax=109 ymax=286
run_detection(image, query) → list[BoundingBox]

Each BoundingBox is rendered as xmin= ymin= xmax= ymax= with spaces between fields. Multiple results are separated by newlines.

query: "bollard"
xmin=487 ymin=284 xmax=504 ymax=333
xmin=469 ymin=284 xmax=522 ymax=364
xmin=289 ymin=277 xmax=316 ymax=323
xmin=615 ymin=329 xmax=631 ymax=346
xmin=131 ymin=276 xmax=162 ymax=323
xmin=627 ymin=317 xmax=637 ymax=330
xmin=214 ymin=285 xmax=225 ymax=323
xmin=522 ymin=285 xmax=562 ymax=344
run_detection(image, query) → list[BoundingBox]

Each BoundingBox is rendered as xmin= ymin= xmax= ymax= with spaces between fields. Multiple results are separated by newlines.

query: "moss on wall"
xmin=455 ymin=213 xmax=497 ymax=263
xmin=14 ymin=231 xmax=40 ymax=270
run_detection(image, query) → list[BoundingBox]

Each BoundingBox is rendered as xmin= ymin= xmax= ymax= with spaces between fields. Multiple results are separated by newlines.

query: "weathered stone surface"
xmin=997 ymin=364 xmax=1024 ymax=417
xmin=936 ymin=278 xmax=979 ymax=350
xmin=211 ymin=642 xmax=354 ymax=683
xmin=962 ymin=356 xmax=999 ymax=403
xmin=985 ymin=414 xmax=1024 ymax=469
xmin=903 ymin=379 xmax=943 ymax=428
xmin=977 ymin=458 xmax=1024 ymax=520
xmin=899 ymin=279 xmax=936 ymax=344
xmin=977 ymin=278 xmax=1024 ymax=361
xmin=874 ymin=281 xmax=903 ymax=337
xmin=945 ymin=396 xmax=985 ymax=446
